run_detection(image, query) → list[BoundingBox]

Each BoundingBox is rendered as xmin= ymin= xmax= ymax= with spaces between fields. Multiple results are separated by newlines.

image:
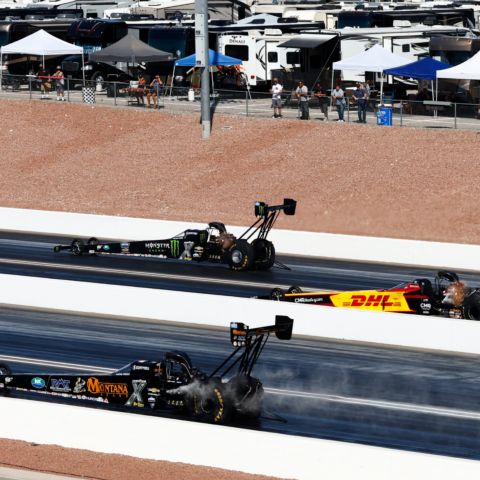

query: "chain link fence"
xmin=1 ymin=74 xmax=480 ymax=131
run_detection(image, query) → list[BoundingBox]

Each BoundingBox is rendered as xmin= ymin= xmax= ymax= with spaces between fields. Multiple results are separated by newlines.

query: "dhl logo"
xmin=330 ymin=291 xmax=411 ymax=312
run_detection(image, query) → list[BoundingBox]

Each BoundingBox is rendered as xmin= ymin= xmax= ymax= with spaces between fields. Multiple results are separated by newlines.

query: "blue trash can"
xmin=377 ymin=106 xmax=392 ymax=126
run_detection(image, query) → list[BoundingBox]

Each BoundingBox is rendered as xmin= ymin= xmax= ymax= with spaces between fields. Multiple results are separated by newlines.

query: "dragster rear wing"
xmin=230 ymin=315 xmax=294 ymax=347
xmin=255 ymin=198 xmax=296 ymax=218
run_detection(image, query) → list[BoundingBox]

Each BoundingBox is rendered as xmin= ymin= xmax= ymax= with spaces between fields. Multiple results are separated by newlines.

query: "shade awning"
xmin=278 ymin=35 xmax=336 ymax=49
xmin=437 ymin=50 xmax=480 ymax=80
xmin=175 ymin=49 xmax=243 ymax=67
xmin=384 ymin=57 xmax=450 ymax=81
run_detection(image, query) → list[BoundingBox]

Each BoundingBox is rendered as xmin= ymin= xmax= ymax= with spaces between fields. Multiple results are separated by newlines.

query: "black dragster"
xmin=0 ymin=316 xmax=293 ymax=425
xmin=53 ymin=199 xmax=296 ymax=271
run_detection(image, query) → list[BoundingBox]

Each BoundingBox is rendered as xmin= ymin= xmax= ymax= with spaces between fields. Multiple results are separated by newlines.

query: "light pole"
xmin=195 ymin=0 xmax=210 ymax=139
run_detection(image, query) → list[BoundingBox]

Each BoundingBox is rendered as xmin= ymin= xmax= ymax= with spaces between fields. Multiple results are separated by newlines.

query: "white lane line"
xmin=0 ymin=355 xmax=112 ymax=373
xmin=265 ymin=387 xmax=480 ymax=420
xmin=0 ymin=257 xmax=294 ymax=290
xmin=3 ymin=355 xmax=477 ymax=421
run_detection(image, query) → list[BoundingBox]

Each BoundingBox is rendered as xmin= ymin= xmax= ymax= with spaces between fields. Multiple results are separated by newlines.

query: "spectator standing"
xmin=52 ymin=66 xmax=66 ymax=102
xmin=270 ymin=77 xmax=283 ymax=118
xmin=353 ymin=82 xmax=367 ymax=123
xmin=37 ymin=66 xmax=51 ymax=99
xmin=295 ymin=80 xmax=309 ymax=120
xmin=313 ymin=83 xmax=329 ymax=121
xmin=147 ymin=74 xmax=163 ymax=109
xmin=332 ymin=84 xmax=346 ymax=122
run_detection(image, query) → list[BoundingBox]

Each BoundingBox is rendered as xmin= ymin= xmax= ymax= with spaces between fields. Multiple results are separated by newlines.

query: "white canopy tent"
xmin=0 ymin=29 xmax=84 ymax=87
xmin=332 ymin=44 xmax=410 ymax=99
xmin=437 ymin=50 xmax=480 ymax=80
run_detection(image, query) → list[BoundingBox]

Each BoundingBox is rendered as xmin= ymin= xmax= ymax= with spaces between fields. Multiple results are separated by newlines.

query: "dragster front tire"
xmin=226 ymin=240 xmax=254 ymax=272
xmin=0 ymin=363 xmax=11 ymax=396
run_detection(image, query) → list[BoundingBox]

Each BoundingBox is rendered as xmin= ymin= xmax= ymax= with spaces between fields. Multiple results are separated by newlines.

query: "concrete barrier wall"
xmin=1 ymin=207 xmax=479 ymax=270
xmin=0 ymin=396 xmax=479 ymax=480
xmin=3 ymin=274 xmax=480 ymax=355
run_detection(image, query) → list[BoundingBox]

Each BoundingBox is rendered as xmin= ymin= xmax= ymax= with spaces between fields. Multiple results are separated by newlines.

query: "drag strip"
xmin=1 ymin=307 xmax=480 ymax=459
xmin=2 ymin=232 xmax=480 ymax=298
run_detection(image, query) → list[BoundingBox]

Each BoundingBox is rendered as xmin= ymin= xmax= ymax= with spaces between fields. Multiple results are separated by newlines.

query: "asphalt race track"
xmin=2 ymin=232 xmax=480 ymax=297
xmin=1 ymin=307 xmax=480 ymax=460
xmin=2 ymin=232 xmax=480 ymax=460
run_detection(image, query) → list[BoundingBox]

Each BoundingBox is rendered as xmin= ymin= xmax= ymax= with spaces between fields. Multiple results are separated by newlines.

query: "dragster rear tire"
xmin=71 ymin=239 xmax=85 ymax=256
xmin=463 ymin=292 xmax=480 ymax=320
xmin=226 ymin=374 xmax=264 ymax=419
xmin=226 ymin=240 xmax=254 ymax=272
xmin=188 ymin=381 xmax=232 ymax=424
xmin=252 ymin=238 xmax=275 ymax=271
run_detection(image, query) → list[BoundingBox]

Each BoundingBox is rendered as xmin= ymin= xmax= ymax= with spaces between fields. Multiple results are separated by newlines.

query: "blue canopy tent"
xmin=383 ymin=57 xmax=450 ymax=101
xmin=170 ymin=49 xmax=244 ymax=96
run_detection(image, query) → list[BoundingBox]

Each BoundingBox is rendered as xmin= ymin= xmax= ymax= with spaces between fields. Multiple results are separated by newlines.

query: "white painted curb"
xmin=0 ymin=397 xmax=479 ymax=480
xmin=1 ymin=207 xmax=480 ymax=270
xmin=3 ymin=274 xmax=480 ymax=355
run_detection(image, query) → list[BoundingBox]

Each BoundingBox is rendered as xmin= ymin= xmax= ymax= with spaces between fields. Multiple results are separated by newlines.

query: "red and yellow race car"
xmin=259 ymin=271 xmax=480 ymax=320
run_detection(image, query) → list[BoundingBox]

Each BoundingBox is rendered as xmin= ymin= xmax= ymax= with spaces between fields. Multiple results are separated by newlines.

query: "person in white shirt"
xmin=332 ymin=84 xmax=346 ymax=122
xmin=295 ymin=80 xmax=309 ymax=120
xmin=270 ymin=77 xmax=283 ymax=118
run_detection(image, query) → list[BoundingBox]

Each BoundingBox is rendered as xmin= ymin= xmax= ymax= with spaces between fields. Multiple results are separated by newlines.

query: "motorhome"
xmin=217 ymin=29 xmax=310 ymax=87
xmin=105 ymin=0 xmax=252 ymax=22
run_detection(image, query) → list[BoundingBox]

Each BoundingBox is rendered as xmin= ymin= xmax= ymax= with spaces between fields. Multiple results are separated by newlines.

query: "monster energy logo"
xmin=199 ymin=231 xmax=207 ymax=244
xmin=170 ymin=239 xmax=180 ymax=256
xmin=256 ymin=203 xmax=265 ymax=217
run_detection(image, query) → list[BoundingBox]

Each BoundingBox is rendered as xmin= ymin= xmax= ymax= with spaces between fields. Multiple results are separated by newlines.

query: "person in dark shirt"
xmin=313 ymin=83 xmax=329 ymax=121
xmin=37 ymin=67 xmax=51 ymax=99
xmin=353 ymin=82 xmax=368 ymax=123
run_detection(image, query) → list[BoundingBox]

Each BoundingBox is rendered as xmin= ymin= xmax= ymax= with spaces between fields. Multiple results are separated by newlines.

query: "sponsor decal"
xmin=255 ymin=202 xmax=266 ymax=216
xmin=350 ymin=294 xmax=394 ymax=307
xmin=330 ymin=291 xmax=409 ymax=311
xmin=102 ymin=245 xmax=110 ymax=252
xmin=73 ymin=377 xmax=86 ymax=393
xmin=294 ymin=297 xmax=323 ymax=304
xmin=5 ymin=377 xmax=12 ymax=384
xmin=145 ymin=242 xmax=169 ymax=254
xmin=132 ymin=364 xmax=150 ymax=371
xmin=87 ymin=377 xmax=128 ymax=397
xmin=198 ymin=232 xmax=207 ymax=244
xmin=125 ymin=379 xmax=147 ymax=406
xmin=31 ymin=377 xmax=46 ymax=389
xmin=420 ymin=302 xmax=431 ymax=310
xmin=120 ymin=242 xmax=130 ymax=253
xmin=170 ymin=239 xmax=180 ymax=257
xmin=50 ymin=378 xmax=71 ymax=392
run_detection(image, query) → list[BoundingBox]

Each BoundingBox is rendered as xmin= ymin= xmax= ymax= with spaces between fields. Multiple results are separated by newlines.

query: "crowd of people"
xmin=270 ymin=78 xmax=371 ymax=123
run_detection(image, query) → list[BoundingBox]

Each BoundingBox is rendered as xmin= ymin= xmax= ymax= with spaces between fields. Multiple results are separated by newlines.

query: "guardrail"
xmin=1 ymin=75 xmax=480 ymax=131
xmin=2 ymin=396 xmax=479 ymax=480
xmin=1 ymin=207 xmax=480 ymax=271
xmin=3 ymin=274 xmax=480 ymax=355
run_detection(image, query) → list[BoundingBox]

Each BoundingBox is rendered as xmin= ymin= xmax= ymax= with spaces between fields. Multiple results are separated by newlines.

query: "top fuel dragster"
xmin=53 ymin=199 xmax=296 ymax=271
xmin=0 ymin=315 xmax=294 ymax=424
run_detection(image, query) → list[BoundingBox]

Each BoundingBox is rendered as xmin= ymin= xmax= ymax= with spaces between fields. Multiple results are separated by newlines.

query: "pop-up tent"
xmin=332 ymin=44 xmax=410 ymax=98
xmin=174 ymin=49 xmax=243 ymax=67
xmin=170 ymin=49 xmax=243 ymax=95
xmin=383 ymin=57 xmax=450 ymax=80
xmin=89 ymin=33 xmax=172 ymax=63
xmin=0 ymin=29 xmax=84 ymax=86
xmin=384 ymin=57 xmax=450 ymax=101
xmin=437 ymin=50 xmax=480 ymax=80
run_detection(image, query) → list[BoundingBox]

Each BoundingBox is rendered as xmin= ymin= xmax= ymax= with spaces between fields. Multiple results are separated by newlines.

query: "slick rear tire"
xmin=463 ymin=292 xmax=480 ymax=320
xmin=252 ymin=239 xmax=275 ymax=271
xmin=71 ymin=239 xmax=84 ymax=256
xmin=226 ymin=240 xmax=254 ymax=272
xmin=226 ymin=375 xmax=264 ymax=419
xmin=188 ymin=382 xmax=232 ymax=424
